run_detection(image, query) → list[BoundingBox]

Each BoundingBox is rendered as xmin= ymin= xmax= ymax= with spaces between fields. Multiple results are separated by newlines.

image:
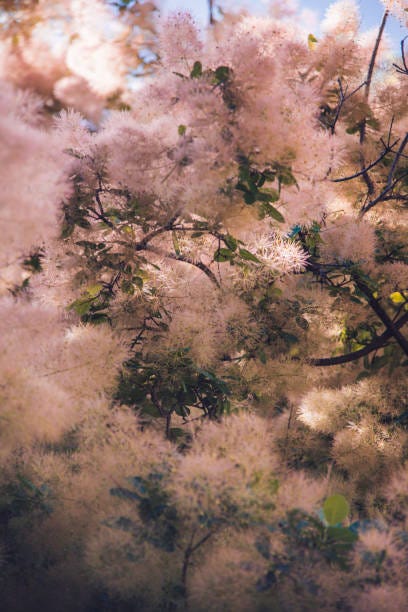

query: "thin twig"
xmin=329 ymin=79 xmax=367 ymax=134
xmin=181 ymin=527 xmax=214 ymax=594
xmin=359 ymin=10 xmax=389 ymax=194
xmin=393 ymin=36 xmax=408 ymax=75
xmin=134 ymin=212 xmax=181 ymax=251
xmin=145 ymin=244 xmax=220 ymax=287
xmin=168 ymin=252 xmax=220 ymax=287
xmin=361 ymin=132 xmax=408 ymax=214
xmin=332 ymin=139 xmax=398 ymax=183
xmin=208 ymin=0 xmax=214 ymax=25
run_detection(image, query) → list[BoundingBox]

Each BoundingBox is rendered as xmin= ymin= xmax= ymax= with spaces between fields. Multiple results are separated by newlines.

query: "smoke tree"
xmin=0 ymin=0 xmax=158 ymax=119
xmin=1 ymin=0 xmax=408 ymax=610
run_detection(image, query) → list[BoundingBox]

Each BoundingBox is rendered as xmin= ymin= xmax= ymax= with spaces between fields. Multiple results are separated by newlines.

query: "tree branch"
xmin=134 ymin=213 xmax=180 ymax=251
xmin=364 ymin=10 xmax=389 ymax=104
xmin=182 ymin=528 xmax=214 ymax=589
xmin=393 ymin=35 xmax=408 ymax=75
xmin=208 ymin=0 xmax=214 ymax=25
xmin=351 ymin=277 xmax=408 ymax=356
xmin=308 ymin=311 xmax=408 ymax=366
xmin=332 ymin=138 xmax=399 ymax=183
xmin=145 ymin=244 xmax=220 ymax=287
xmin=359 ymin=10 xmax=389 ymax=194
xmin=329 ymin=79 xmax=367 ymax=135
xmin=167 ymin=252 xmax=220 ymax=287
xmin=359 ymin=130 xmax=408 ymax=214
xmin=304 ymin=260 xmax=408 ymax=363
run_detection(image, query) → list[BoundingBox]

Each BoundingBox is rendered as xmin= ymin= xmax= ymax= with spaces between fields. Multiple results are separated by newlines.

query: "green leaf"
xmin=370 ymin=355 xmax=389 ymax=372
xmin=214 ymin=248 xmax=234 ymax=262
xmin=257 ymin=188 xmax=280 ymax=203
xmin=235 ymin=181 xmax=249 ymax=192
xmin=366 ymin=116 xmax=380 ymax=131
xmin=85 ymin=312 xmax=111 ymax=325
xmin=326 ymin=525 xmax=358 ymax=568
xmin=224 ymin=234 xmax=238 ymax=251
xmin=61 ymin=223 xmax=74 ymax=239
xmin=22 ymin=250 xmax=44 ymax=274
xmin=258 ymin=349 xmax=267 ymax=364
xmin=258 ymin=202 xmax=285 ymax=222
xmin=178 ymin=124 xmax=187 ymax=136
xmin=323 ymin=494 xmax=350 ymax=526
xmin=68 ymin=297 xmax=93 ymax=316
xmin=190 ymin=61 xmax=202 ymax=79
xmin=262 ymin=169 xmax=276 ymax=182
xmin=238 ymin=165 xmax=250 ymax=182
xmin=326 ymin=526 xmax=357 ymax=544
xmin=214 ymin=65 xmax=231 ymax=84
xmin=86 ymin=283 xmax=103 ymax=298
xmin=346 ymin=124 xmax=361 ymax=135
xmin=238 ymin=248 xmax=260 ymax=263
xmin=278 ymin=168 xmax=297 ymax=187
xmin=244 ymin=191 xmax=257 ymax=205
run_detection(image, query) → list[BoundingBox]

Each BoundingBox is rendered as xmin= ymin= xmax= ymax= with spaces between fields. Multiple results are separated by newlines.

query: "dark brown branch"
xmin=364 ymin=10 xmax=389 ymax=103
xmin=208 ymin=0 xmax=214 ymax=25
xmin=167 ymin=252 xmax=220 ymax=287
xmin=133 ymin=219 xmax=222 ymax=286
xmin=134 ymin=213 xmax=180 ymax=251
xmin=359 ymin=10 xmax=389 ymax=194
xmin=86 ymin=209 xmax=114 ymax=227
xmin=151 ymin=384 xmax=166 ymax=419
xmin=380 ymin=194 xmax=408 ymax=202
xmin=386 ymin=132 xmax=408 ymax=189
xmin=332 ymin=140 xmax=398 ymax=183
xmin=308 ymin=311 xmax=408 ymax=366
xmin=360 ymin=181 xmax=401 ymax=213
xmin=352 ymin=275 xmax=408 ymax=356
xmin=89 ymin=188 xmax=115 ymax=228
xmin=190 ymin=530 xmax=214 ymax=554
xmin=145 ymin=244 xmax=220 ymax=287
xmin=182 ymin=528 xmax=214 ymax=589
xmin=393 ymin=36 xmax=408 ymax=75
xmin=361 ymin=133 xmax=408 ymax=214
xmin=181 ymin=529 xmax=196 ymax=589
xmin=304 ymin=260 xmax=408 ymax=364
xmin=329 ymin=79 xmax=367 ymax=135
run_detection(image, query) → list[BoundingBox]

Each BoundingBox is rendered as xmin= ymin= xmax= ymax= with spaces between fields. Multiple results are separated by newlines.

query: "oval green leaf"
xmin=323 ymin=494 xmax=350 ymax=526
xmin=238 ymin=248 xmax=260 ymax=263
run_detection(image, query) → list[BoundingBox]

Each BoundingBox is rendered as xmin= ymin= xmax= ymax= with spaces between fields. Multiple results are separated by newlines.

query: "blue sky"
xmin=158 ymin=0 xmax=407 ymax=52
